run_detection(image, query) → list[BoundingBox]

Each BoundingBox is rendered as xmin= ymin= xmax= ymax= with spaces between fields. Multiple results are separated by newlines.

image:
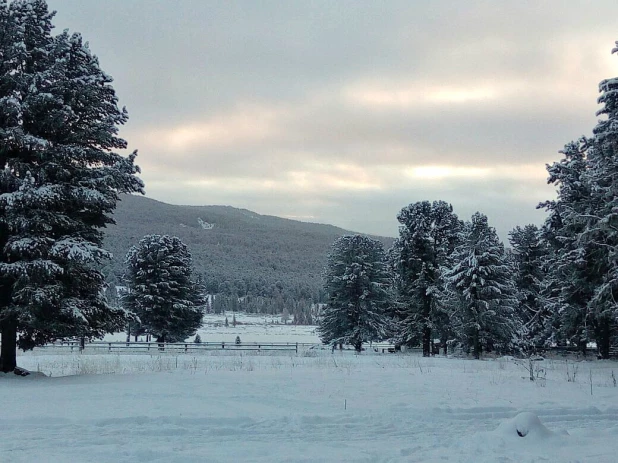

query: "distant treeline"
xmin=101 ymin=195 xmax=392 ymax=325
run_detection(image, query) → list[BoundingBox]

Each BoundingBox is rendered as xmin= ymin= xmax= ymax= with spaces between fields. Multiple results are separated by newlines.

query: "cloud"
xmin=344 ymin=82 xmax=501 ymax=108
xmin=144 ymin=166 xmax=554 ymax=242
xmin=47 ymin=0 xmax=618 ymax=240
xmin=139 ymin=104 xmax=287 ymax=152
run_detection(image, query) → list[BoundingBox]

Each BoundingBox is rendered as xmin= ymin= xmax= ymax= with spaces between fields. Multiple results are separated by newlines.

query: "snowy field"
xmin=2 ymin=350 xmax=618 ymax=462
xmin=104 ymin=313 xmax=320 ymax=344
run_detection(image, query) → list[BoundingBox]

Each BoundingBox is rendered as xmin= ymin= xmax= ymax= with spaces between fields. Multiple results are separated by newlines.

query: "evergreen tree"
xmin=445 ymin=213 xmax=519 ymax=359
xmin=281 ymin=307 xmax=290 ymax=324
xmin=0 ymin=0 xmax=143 ymax=372
xmin=509 ymin=225 xmax=550 ymax=348
xmin=391 ymin=201 xmax=461 ymax=356
xmin=538 ymin=44 xmax=618 ymax=358
xmin=580 ymin=42 xmax=618 ymax=358
xmin=123 ymin=235 xmax=204 ymax=343
xmin=318 ymin=235 xmax=392 ymax=352
xmin=539 ymin=139 xmax=595 ymax=353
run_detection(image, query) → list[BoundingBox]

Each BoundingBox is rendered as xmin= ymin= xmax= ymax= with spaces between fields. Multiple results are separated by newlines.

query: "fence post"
xmin=296 ymin=343 xmax=298 ymax=354
xmin=108 ymin=342 xmax=112 ymax=352
xmin=184 ymin=344 xmax=188 ymax=353
xmin=222 ymin=342 xmax=225 ymax=349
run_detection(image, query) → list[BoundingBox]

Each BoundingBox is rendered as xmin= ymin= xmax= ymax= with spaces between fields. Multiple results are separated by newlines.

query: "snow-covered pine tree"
xmin=581 ymin=42 xmax=618 ymax=358
xmin=0 ymin=0 xmax=22 ymax=373
xmin=508 ymin=224 xmax=550 ymax=349
xmin=539 ymin=42 xmax=618 ymax=359
xmin=123 ymin=235 xmax=204 ymax=343
xmin=0 ymin=0 xmax=143 ymax=373
xmin=538 ymin=139 xmax=596 ymax=354
xmin=390 ymin=201 xmax=461 ymax=356
xmin=318 ymin=234 xmax=392 ymax=352
xmin=445 ymin=213 xmax=519 ymax=359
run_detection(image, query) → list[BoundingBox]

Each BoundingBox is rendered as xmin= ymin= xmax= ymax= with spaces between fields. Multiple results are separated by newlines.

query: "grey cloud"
xmin=49 ymin=0 xmax=617 ymax=118
xmin=44 ymin=0 xmax=618 ymax=237
xmin=145 ymin=173 xmax=555 ymax=242
xmin=130 ymin=96 xmax=593 ymax=181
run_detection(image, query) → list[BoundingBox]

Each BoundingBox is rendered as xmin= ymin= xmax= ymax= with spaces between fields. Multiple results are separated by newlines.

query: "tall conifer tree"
xmin=123 ymin=235 xmax=204 ymax=343
xmin=445 ymin=213 xmax=519 ymax=359
xmin=539 ymin=43 xmax=618 ymax=358
xmin=509 ymin=224 xmax=549 ymax=348
xmin=0 ymin=0 xmax=143 ymax=372
xmin=391 ymin=201 xmax=461 ymax=356
xmin=582 ymin=42 xmax=618 ymax=358
xmin=539 ymin=139 xmax=595 ymax=354
xmin=318 ymin=235 xmax=392 ymax=352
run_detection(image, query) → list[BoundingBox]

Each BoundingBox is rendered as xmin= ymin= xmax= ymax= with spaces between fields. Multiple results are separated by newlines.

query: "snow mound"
xmin=496 ymin=412 xmax=553 ymax=440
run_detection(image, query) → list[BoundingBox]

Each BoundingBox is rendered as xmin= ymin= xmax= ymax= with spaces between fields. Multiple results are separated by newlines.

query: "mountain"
xmin=102 ymin=195 xmax=394 ymax=306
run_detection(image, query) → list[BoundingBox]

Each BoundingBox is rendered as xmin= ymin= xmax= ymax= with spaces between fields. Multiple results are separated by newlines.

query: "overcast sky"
xmin=47 ymin=0 xmax=618 ymax=240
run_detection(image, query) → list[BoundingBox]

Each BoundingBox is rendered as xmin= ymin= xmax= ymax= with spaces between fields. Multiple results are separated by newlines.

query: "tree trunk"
xmin=157 ymin=334 xmax=165 ymax=351
xmin=486 ymin=339 xmax=494 ymax=353
xmin=0 ymin=316 xmax=17 ymax=373
xmin=354 ymin=341 xmax=362 ymax=353
xmin=422 ymin=325 xmax=431 ymax=357
xmin=473 ymin=328 xmax=480 ymax=360
xmin=597 ymin=318 xmax=611 ymax=360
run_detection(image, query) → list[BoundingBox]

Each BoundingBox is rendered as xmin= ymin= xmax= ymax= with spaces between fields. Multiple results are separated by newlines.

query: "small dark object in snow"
xmin=497 ymin=412 xmax=552 ymax=440
xmin=13 ymin=367 xmax=30 ymax=377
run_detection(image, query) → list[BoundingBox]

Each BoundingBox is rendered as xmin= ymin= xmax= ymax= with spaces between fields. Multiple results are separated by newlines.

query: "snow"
xmin=2 ymin=349 xmax=618 ymax=462
xmin=104 ymin=313 xmax=321 ymax=344
xmin=197 ymin=218 xmax=214 ymax=230
xmin=494 ymin=412 xmax=555 ymax=440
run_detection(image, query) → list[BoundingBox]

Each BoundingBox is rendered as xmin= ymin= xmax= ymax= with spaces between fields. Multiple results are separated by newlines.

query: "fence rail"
xmin=5 ymin=340 xmax=398 ymax=355
xmin=30 ymin=340 xmax=317 ymax=354
xmin=6 ymin=340 xmax=616 ymax=358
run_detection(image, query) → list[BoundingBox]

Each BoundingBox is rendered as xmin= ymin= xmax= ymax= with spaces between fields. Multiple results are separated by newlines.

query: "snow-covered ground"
xmin=2 ymin=349 xmax=618 ymax=462
xmin=104 ymin=312 xmax=320 ymax=344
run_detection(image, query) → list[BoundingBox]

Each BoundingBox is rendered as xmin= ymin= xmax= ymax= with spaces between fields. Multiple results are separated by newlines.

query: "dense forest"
xmin=102 ymin=194 xmax=393 ymax=324
xmin=318 ymin=43 xmax=618 ymax=358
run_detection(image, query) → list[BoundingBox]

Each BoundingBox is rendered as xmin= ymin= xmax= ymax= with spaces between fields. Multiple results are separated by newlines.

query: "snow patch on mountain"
xmin=197 ymin=218 xmax=214 ymax=230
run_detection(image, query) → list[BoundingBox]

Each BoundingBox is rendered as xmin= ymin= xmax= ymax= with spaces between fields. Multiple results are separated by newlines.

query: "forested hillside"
xmin=102 ymin=195 xmax=393 ymax=321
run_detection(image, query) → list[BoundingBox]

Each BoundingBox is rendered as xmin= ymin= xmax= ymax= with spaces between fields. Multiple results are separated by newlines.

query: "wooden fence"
xmin=32 ymin=340 xmax=315 ymax=354
xmin=6 ymin=340 xmax=612 ymax=358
